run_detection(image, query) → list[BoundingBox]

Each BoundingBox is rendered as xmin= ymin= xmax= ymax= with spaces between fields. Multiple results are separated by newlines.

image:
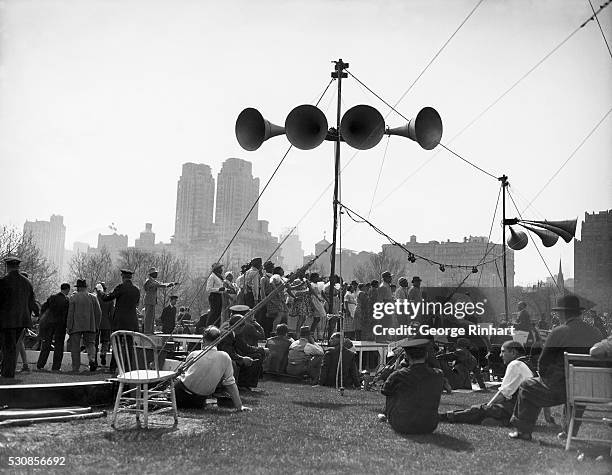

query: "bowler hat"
xmin=411 ymin=276 xmax=422 ymax=283
xmin=381 ymin=271 xmax=392 ymax=279
xmin=76 ymin=279 xmax=88 ymax=288
xmin=120 ymin=269 xmax=134 ymax=276
xmin=552 ymin=294 xmax=584 ymax=311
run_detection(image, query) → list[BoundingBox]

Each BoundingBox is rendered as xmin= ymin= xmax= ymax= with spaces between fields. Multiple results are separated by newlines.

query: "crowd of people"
xmin=1 ymin=253 xmax=611 ymax=443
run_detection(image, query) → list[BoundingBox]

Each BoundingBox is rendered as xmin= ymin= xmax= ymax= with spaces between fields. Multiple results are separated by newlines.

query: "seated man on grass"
xmin=437 ymin=338 xmax=487 ymax=390
xmin=439 ymin=341 xmax=533 ymax=426
xmin=286 ymin=326 xmax=324 ymax=382
xmin=175 ymin=325 xmax=250 ymax=412
xmin=380 ymin=338 xmax=444 ymax=434
xmin=318 ymin=333 xmax=361 ymax=389
xmin=263 ymin=323 xmax=294 ymax=374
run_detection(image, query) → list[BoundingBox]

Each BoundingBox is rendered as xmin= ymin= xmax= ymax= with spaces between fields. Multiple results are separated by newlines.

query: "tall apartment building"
xmin=279 ymin=229 xmax=305 ymax=272
xmin=174 ymin=163 xmax=215 ymax=243
xmin=215 ymin=158 xmax=259 ymax=239
xmin=383 ymin=235 xmax=514 ymax=288
xmin=23 ymin=214 xmax=66 ymax=274
xmin=135 ymin=223 xmax=155 ymax=250
xmin=574 ymin=210 xmax=612 ymax=314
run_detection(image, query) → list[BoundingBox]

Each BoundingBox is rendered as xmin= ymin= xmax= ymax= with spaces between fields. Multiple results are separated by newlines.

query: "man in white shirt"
xmin=287 ymin=326 xmax=324 ymax=382
xmin=175 ymin=326 xmax=250 ymax=412
xmin=205 ymin=263 xmax=226 ymax=326
xmin=439 ymin=340 xmax=532 ymax=426
xmin=244 ymin=258 xmax=263 ymax=308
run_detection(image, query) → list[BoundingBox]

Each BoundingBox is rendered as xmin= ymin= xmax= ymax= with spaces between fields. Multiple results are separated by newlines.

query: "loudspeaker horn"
xmin=521 ymin=219 xmax=577 ymax=243
xmin=386 ymin=107 xmax=443 ymax=150
xmin=236 ymin=108 xmax=285 ymax=151
xmin=507 ymin=226 xmax=528 ymax=250
xmin=285 ymin=105 xmax=329 ymax=150
xmin=520 ymin=223 xmax=559 ymax=248
xmin=340 ymin=105 xmax=385 ymax=150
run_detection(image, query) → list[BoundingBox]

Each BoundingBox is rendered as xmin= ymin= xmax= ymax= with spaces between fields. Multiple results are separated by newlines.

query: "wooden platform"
xmin=0 ymin=380 xmax=116 ymax=409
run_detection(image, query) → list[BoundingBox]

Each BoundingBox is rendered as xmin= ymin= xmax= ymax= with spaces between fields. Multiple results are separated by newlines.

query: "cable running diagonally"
xmin=367 ymin=136 xmax=391 ymax=218
xmin=522 ymin=106 xmax=612 ymax=214
xmin=587 ymin=0 xmax=612 ymax=59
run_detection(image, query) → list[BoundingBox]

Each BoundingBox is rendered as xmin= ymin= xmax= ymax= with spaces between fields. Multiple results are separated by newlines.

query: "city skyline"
xmin=1 ymin=1 xmax=610 ymax=286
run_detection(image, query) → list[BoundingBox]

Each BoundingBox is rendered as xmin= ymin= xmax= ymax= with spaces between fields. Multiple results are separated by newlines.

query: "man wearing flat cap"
xmin=143 ymin=267 xmax=176 ymax=334
xmin=380 ymin=338 xmax=444 ymax=434
xmin=509 ymin=294 xmax=603 ymax=441
xmin=97 ymin=269 xmax=141 ymax=372
xmin=0 ymin=256 xmax=39 ymax=378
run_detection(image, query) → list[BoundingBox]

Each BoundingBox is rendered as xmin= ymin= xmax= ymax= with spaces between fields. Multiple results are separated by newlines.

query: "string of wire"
xmin=587 ymin=0 xmax=612 ymax=59
xmin=522 ymin=106 xmax=612 ymax=214
xmin=339 ymin=201 xmax=504 ymax=269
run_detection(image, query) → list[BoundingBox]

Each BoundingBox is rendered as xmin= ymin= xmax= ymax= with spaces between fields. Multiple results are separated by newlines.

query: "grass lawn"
xmin=0 ymin=378 xmax=610 ymax=474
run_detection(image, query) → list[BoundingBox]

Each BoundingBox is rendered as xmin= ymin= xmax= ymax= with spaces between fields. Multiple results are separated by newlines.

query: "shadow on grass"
xmin=293 ymin=401 xmax=353 ymax=410
xmin=103 ymin=426 xmax=179 ymax=441
xmin=401 ymin=432 xmax=474 ymax=452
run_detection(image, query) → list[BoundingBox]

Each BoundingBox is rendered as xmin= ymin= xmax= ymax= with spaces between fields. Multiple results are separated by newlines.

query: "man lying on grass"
xmin=438 ymin=341 xmax=532 ymax=426
xmin=379 ymin=338 xmax=444 ymax=434
xmin=175 ymin=325 xmax=251 ymax=412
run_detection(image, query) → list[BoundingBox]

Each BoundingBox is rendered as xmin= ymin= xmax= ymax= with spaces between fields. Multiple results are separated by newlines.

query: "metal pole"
xmin=499 ymin=175 xmax=510 ymax=323
xmin=329 ymin=59 xmax=348 ymax=338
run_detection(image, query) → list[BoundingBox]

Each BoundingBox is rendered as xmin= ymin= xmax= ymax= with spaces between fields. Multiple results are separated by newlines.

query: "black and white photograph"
xmin=0 ymin=0 xmax=611 ymax=473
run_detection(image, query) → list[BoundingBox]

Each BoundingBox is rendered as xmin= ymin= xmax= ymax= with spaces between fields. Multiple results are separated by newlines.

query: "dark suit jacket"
xmin=319 ymin=347 xmax=360 ymax=388
xmin=218 ymin=331 xmax=264 ymax=363
xmin=41 ymin=292 xmax=69 ymax=326
xmin=0 ymin=270 xmax=38 ymax=329
xmin=538 ymin=317 xmax=602 ymax=390
xmin=97 ymin=295 xmax=115 ymax=331
xmin=160 ymin=305 xmax=177 ymax=333
xmin=99 ymin=280 xmax=140 ymax=331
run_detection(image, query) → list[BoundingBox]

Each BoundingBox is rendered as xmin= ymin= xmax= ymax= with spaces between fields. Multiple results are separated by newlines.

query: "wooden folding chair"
xmin=110 ymin=331 xmax=178 ymax=429
xmin=565 ymin=361 xmax=612 ymax=454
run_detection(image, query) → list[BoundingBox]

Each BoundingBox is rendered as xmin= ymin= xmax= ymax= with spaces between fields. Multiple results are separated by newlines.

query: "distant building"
xmin=171 ymin=159 xmax=279 ymax=276
xmin=574 ymin=209 xmax=612 ymax=314
xmin=215 ymin=158 xmax=259 ymax=239
xmin=174 ymin=163 xmax=215 ymax=244
xmin=383 ymin=235 xmax=514 ymax=288
xmin=23 ymin=214 xmax=66 ymax=275
xmin=135 ymin=223 xmax=155 ymax=250
xmin=279 ymin=229 xmax=304 ymax=272
xmin=73 ymin=242 xmax=90 ymax=254
xmin=97 ymin=233 xmax=128 ymax=263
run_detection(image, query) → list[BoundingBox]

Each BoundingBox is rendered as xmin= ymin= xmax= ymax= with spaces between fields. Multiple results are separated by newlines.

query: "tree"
xmin=353 ymin=247 xmax=407 ymax=283
xmin=0 ymin=225 xmax=58 ymax=301
xmin=69 ymin=247 xmax=117 ymax=289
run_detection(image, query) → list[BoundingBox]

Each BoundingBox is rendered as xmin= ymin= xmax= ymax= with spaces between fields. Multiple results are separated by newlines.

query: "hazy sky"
xmin=0 ymin=0 xmax=610 ymax=285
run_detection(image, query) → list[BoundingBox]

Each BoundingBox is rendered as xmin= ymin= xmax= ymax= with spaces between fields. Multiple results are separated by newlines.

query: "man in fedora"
xmin=509 ymin=294 xmax=603 ymax=441
xmin=143 ymin=267 xmax=177 ymax=334
xmin=66 ymin=279 xmax=101 ymax=372
xmin=0 ymin=255 xmax=38 ymax=378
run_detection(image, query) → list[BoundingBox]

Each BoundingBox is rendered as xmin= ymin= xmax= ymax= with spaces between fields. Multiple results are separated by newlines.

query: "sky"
xmin=0 ymin=0 xmax=610 ymax=286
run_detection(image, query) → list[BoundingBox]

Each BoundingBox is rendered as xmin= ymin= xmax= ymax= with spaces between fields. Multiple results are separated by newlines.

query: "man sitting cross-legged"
xmin=175 ymin=325 xmax=250 ymax=412
xmin=286 ymin=326 xmax=324 ymax=382
xmin=439 ymin=341 xmax=533 ymax=426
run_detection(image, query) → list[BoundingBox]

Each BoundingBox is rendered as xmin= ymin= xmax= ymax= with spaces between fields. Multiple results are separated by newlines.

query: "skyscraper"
xmin=215 ymin=158 xmax=259 ymax=239
xmin=279 ymin=229 xmax=304 ymax=272
xmin=23 ymin=214 xmax=66 ymax=274
xmin=135 ymin=223 xmax=156 ymax=250
xmin=174 ymin=163 xmax=215 ymax=243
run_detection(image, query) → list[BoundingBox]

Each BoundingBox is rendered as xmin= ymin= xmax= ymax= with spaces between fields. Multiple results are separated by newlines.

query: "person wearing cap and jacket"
xmin=0 ymin=256 xmax=38 ymax=378
xmin=509 ymin=294 xmax=603 ymax=441
xmin=143 ymin=267 xmax=176 ymax=334
xmin=380 ymin=338 xmax=444 ymax=434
